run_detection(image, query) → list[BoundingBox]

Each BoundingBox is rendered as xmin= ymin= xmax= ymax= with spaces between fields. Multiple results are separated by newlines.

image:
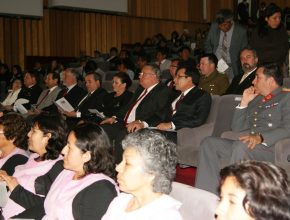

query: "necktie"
xmin=168 ymin=80 xmax=174 ymax=89
xmin=124 ymin=89 xmax=148 ymax=124
xmin=221 ymin=32 xmax=228 ymax=61
xmin=62 ymin=87 xmax=68 ymax=97
xmin=36 ymin=90 xmax=50 ymax=108
xmin=172 ymin=93 xmax=184 ymax=115
xmin=75 ymin=93 xmax=91 ymax=111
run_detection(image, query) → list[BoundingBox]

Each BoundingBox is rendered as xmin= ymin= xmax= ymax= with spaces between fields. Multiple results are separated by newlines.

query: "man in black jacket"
xmin=225 ymin=47 xmax=258 ymax=95
xmin=156 ymin=65 xmax=211 ymax=143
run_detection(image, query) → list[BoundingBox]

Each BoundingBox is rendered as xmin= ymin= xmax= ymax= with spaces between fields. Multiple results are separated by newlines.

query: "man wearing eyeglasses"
xmin=156 ymin=65 xmax=211 ymax=143
xmin=101 ymin=64 xmax=172 ymax=163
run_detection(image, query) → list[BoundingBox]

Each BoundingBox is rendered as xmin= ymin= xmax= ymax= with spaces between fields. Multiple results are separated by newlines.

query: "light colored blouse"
xmin=102 ymin=193 xmax=182 ymax=220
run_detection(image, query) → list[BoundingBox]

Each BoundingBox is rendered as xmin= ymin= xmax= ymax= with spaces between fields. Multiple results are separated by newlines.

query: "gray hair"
xmin=67 ymin=67 xmax=80 ymax=80
xmin=122 ymin=129 xmax=177 ymax=194
xmin=215 ymin=9 xmax=233 ymax=24
xmin=145 ymin=64 xmax=161 ymax=79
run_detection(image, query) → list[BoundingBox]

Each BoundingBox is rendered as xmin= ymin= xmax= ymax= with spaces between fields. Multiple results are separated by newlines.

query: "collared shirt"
xmin=127 ymin=83 xmax=158 ymax=124
xmin=76 ymin=90 xmax=96 ymax=118
xmin=48 ymin=85 xmax=58 ymax=94
xmin=239 ymin=67 xmax=257 ymax=84
xmin=216 ymin=22 xmax=234 ymax=64
xmin=171 ymin=86 xmax=195 ymax=130
xmin=67 ymin=83 xmax=77 ymax=93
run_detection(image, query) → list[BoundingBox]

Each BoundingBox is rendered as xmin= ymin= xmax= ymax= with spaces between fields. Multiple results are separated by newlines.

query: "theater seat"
xmin=177 ymin=95 xmax=221 ymax=166
xmin=170 ymin=182 xmax=218 ymax=220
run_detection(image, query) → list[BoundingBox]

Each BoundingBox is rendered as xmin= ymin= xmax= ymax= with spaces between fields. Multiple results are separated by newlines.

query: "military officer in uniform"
xmin=195 ymin=63 xmax=290 ymax=194
xmin=198 ymin=53 xmax=229 ymax=95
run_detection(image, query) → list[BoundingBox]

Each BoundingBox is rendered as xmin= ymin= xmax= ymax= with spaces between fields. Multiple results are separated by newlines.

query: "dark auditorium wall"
xmin=3 ymin=0 xmax=277 ymax=69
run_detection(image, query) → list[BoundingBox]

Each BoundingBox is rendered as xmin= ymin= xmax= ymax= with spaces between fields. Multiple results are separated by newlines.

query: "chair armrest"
xmin=177 ymin=123 xmax=214 ymax=166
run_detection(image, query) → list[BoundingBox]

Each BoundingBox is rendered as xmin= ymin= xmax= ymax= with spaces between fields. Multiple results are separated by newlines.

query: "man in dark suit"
xmin=16 ymin=70 xmax=42 ymax=109
xmin=101 ymin=64 xmax=172 ymax=163
xmin=204 ymin=9 xmax=248 ymax=80
xmin=64 ymin=72 xmax=107 ymax=125
xmin=44 ymin=68 xmax=86 ymax=114
xmin=156 ymin=66 xmax=211 ymax=143
xmin=225 ymin=47 xmax=258 ymax=95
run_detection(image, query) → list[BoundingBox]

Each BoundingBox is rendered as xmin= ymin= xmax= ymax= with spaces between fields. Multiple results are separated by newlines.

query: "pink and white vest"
xmin=43 ymin=169 xmax=118 ymax=220
xmin=0 ymin=148 xmax=28 ymax=168
xmin=2 ymin=153 xmax=62 ymax=220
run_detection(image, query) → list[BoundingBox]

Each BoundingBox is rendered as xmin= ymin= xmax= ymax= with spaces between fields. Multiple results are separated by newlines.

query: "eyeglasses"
xmin=139 ymin=72 xmax=155 ymax=77
xmin=175 ymin=75 xmax=188 ymax=79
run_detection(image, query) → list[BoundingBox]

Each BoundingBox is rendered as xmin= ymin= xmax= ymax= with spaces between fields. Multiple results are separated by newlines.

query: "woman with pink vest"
xmin=0 ymin=113 xmax=30 ymax=176
xmin=0 ymin=114 xmax=67 ymax=219
xmin=42 ymin=122 xmax=118 ymax=220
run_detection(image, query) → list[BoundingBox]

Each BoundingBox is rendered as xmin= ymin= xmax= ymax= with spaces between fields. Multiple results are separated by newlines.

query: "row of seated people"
xmin=0 ymin=114 xmax=181 ymax=219
xmin=0 ymin=109 xmax=289 ymax=219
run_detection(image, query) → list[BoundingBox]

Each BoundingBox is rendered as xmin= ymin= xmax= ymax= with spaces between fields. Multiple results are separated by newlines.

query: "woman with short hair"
xmin=215 ymin=160 xmax=290 ymax=220
xmin=102 ymin=129 xmax=182 ymax=220
xmin=0 ymin=113 xmax=29 ymax=175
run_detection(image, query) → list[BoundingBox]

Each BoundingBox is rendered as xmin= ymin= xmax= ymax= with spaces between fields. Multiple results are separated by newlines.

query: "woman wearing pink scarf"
xmin=0 ymin=113 xmax=30 ymax=176
xmin=43 ymin=122 xmax=118 ymax=220
xmin=0 ymin=114 xmax=67 ymax=220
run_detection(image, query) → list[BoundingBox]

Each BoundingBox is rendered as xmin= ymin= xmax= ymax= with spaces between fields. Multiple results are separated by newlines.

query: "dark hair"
xmin=259 ymin=63 xmax=283 ymax=86
xmin=240 ymin=46 xmax=258 ymax=58
xmin=71 ymin=122 xmax=114 ymax=178
xmin=47 ymin=72 xmax=60 ymax=84
xmin=24 ymin=70 xmax=38 ymax=83
xmin=215 ymin=9 xmax=233 ymax=24
xmin=12 ymin=65 xmax=22 ymax=75
xmin=156 ymin=47 xmax=168 ymax=57
xmin=138 ymin=53 xmax=150 ymax=63
xmin=177 ymin=65 xmax=200 ymax=86
xmin=114 ymin=72 xmax=132 ymax=89
xmin=110 ymin=47 xmax=118 ymax=54
xmin=86 ymin=71 xmax=102 ymax=85
xmin=219 ymin=160 xmax=290 ymax=220
xmin=0 ymin=113 xmax=29 ymax=150
xmin=258 ymin=3 xmax=282 ymax=37
xmin=32 ymin=114 xmax=67 ymax=160
xmin=199 ymin=53 xmax=218 ymax=67
xmin=179 ymin=46 xmax=191 ymax=53
xmin=84 ymin=60 xmax=98 ymax=73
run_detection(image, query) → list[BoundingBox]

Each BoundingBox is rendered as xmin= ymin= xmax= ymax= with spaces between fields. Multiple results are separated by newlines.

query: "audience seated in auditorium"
xmin=156 ymin=65 xmax=211 ymax=143
xmin=101 ymin=72 xmax=133 ymax=118
xmin=195 ymin=63 xmax=290 ymax=195
xmin=116 ymin=59 xmax=135 ymax=80
xmin=0 ymin=114 xmax=67 ymax=219
xmin=250 ymin=3 xmax=289 ymax=76
xmin=16 ymin=70 xmax=42 ymax=110
xmin=46 ymin=67 xmax=86 ymax=114
xmin=135 ymin=53 xmax=150 ymax=79
xmin=43 ymin=122 xmax=118 ymax=220
xmin=102 ymin=129 xmax=182 ymax=220
xmin=179 ymin=46 xmax=196 ymax=69
xmin=216 ymin=160 xmax=290 ymax=220
xmin=84 ymin=60 xmax=106 ymax=82
xmin=1 ymin=78 xmax=22 ymax=111
xmin=204 ymin=9 xmax=248 ymax=80
xmin=225 ymin=47 xmax=258 ymax=95
xmin=165 ymin=59 xmax=180 ymax=92
xmin=27 ymin=72 xmax=62 ymax=115
xmin=10 ymin=65 xmax=23 ymax=86
xmin=106 ymin=47 xmax=119 ymax=70
xmin=64 ymin=72 xmax=107 ymax=126
xmin=0 ymin=114 xmax=29 ymax=176
xmin=0 ymin=63 xmax=12 ymax=101
xmin=155 ymin=47 xmax=171 ymax=72
xmin=101 ymin=64 xmax=171 ymax=163
xmin=198 ymin=53 xmax=229 ymax=95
